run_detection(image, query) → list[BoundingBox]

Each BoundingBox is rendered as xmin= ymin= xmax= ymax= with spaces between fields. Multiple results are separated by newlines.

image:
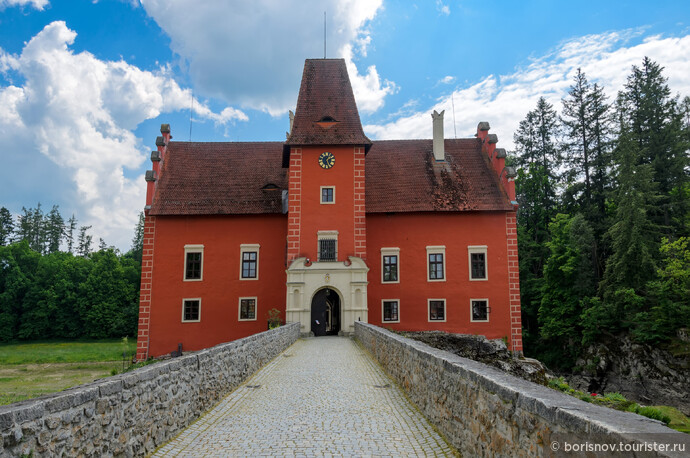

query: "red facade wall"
xmin=288 ymin=146 xmax=360 ymax=262
xmin=366 ymin=211 xmax=516 ymax=346
xmin=145 ymin=214 xmax=287 ymax=357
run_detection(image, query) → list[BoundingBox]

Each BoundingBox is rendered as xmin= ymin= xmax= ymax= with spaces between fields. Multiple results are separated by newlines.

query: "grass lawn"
xmin=652 ymin=406 xmax=690 ymax=434
xmin=0 ymin=339 xmax=137 ymax=406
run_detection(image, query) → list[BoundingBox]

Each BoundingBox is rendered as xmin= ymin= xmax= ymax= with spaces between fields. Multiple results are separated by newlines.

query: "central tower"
xmin=283 ymin=59 xmax=371 ymax=336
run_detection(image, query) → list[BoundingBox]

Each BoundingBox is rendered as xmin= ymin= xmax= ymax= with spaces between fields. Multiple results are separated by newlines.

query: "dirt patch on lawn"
xmin=0 ymin=361 xmax=121 ymax=405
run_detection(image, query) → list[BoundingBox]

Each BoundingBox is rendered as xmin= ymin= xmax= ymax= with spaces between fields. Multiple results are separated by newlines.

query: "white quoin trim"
xmin=432 ymin=110 xmax=445 ymax=161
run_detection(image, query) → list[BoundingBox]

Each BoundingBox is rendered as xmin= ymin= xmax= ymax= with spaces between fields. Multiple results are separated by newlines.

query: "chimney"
xmin=432 ymin=110 xmax=445 ymax=161
xmin=289 ymin=110 xmax=295 ymax=134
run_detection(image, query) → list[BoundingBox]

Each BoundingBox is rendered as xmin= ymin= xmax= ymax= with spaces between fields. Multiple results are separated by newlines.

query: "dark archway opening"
xmin=311 ymin=288 xmax=340 ymax=336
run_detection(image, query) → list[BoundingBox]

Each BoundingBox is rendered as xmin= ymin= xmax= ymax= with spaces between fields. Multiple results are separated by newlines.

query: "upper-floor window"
xmin=320 ymin=186 xmax=335 ymax=204
xmin=184 ymin=245 xmax=204 ymax=281
xmin=317 ymin=231 xmax=338 ymax=262
xmin=426 ymin=246 xmax=446 ymax=281
xmin=182 ymin=298 xmax=201 ymax=322
xmin=381 ymin=247 xmax=400 ymax=283
xmin=240 ymin=244 xmax=260 ymax=280
xmin=468 ymin=246 xmax=488 ymax=281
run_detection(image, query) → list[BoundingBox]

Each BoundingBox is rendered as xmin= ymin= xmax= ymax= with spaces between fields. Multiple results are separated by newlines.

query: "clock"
xmin=318 ymin=151 xmax=335 ymax=169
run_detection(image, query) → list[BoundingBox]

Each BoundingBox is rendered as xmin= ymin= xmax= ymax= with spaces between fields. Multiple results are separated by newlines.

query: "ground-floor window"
xmin=382 ymin=300 xmax=400 ymax=322
xmin=239 ymin=297 xmax=257 ymax=321
xmin=182 ymin=298 xmax=201 ymax=322
xmin=428 ymin=299 xmax=446 ymax=322
xmin=471 ymin=299 xmax=489 ymax=322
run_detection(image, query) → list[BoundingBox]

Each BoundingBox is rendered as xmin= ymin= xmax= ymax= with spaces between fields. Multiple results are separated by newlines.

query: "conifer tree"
xmin=77 ymin=225 xmax=93 ymax=257
xmin=0 ymin=207 xmax=13 ymax=246
xmin=512 ymin=97 xmax=561 ymax=348
xmin=561 ymin=69 xmax=612 ymax=279
xmin=66 ymin=214 xmax=77 ymax=254
xmin=45 ymin=205 xmax=64 ymax=254
xmin=599 ymin=130 xmax=659 ymax=329
xmin=130 ymin=211 xmax=145 ymax=263
xmin=620 ymin=57 xmax=688 ymax=236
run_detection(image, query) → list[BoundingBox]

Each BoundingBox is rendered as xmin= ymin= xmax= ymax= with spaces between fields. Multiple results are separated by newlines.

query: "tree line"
xmin=512 ymin=57 xmax=690 ymax=369
xmin=0 ymin=206 xmax=145 ymax=341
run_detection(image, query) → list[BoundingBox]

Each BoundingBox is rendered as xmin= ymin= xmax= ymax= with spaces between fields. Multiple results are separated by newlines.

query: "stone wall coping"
xmin=355 ymin=322 xmax=689 ymax=440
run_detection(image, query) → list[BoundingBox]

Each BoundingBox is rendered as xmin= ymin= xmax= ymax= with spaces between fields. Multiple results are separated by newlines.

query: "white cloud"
xmin=365 ymin=30 xmax=690 ymax=149
xmin=438 ymin=75 xmax=456 ymax=85
xmin=436 ymin=0 xmax=450 ymax=16
xmin=0 ymin=0 xmax=48 ymax=10
xmin=0 ymin=21 xmax=244 ymax=249
xmin=140 ymin=0 xmax=393 ymax=116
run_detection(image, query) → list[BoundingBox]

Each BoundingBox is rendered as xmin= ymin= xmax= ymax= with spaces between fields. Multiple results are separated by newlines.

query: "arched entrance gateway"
xmin=285 ymin=257 xmax=369 ymax=336
xmin=310 ymin=288 xmax=340 ymax=336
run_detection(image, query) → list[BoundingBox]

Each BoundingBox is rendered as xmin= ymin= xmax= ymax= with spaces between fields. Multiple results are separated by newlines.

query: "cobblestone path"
xmin=152 ymin=337 xmax=454 ymax=457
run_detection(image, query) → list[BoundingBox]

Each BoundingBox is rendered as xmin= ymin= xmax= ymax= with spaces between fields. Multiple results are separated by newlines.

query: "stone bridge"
xmin=1 ymin=322 xmax=689 ymax=457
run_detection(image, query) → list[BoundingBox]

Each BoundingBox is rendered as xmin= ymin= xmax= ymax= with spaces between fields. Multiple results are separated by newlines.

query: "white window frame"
xmin=428 ymin=298 xmax=447 ymax=322
xmin=183 ymin=244 xmax=204 ymax=282
xmin=317 ymin=230 xmax=338 ymax=261
xmin=181 ymin=298 xmax=201 ymax=323
xmin=470 ymin=298 xmax=490 ymax=322
xmin=380 ymin=247 xmax=400 ymax=284
xmin=426 ymin=246 xmax=446 ymax=282
xmin=238 ymin=297 xmax=258 ymax=321
xmin=468 ymin=245 xmax=488 ymax=281
xmin=320 ymin=186 xmax=335 ymax=204
xmin=381 ymin=299 xmax=400 ymax=323
xmin=240 ymin=244 xmax=260 ymax=281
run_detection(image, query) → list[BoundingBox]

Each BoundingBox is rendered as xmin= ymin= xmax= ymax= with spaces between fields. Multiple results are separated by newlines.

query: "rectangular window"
xmin=428 ymin=299 xmax=446 ymax=322
xmin=468 ymin=246 xmax=488 ymax=281
xmin=383 ymin=255 xmax=398 ymax=282
xmin=381 ymin=247 xmax=400 ymax=284
xmin=318 ymin=239 xmax=337 ymax=261
xmin=429 ymin=253 xmax=444 ymax=279
xmin=239 ymin=297 xmax=257 ymax=321
xmin=242 ymin=251 xmax=257 ymax=278
xmin=240 ymin=244 xmax=260 ymax=280
xmin=382 ymin=300 xmax=400 ymax=322
xmin=317 ymin=231 xmax=338 ymax=262
xmin=182 ymin=299 xmax=201 ymax=322
xmin=471 ymin=299 xmax=489 ymax=322
xmin=184 ymin=245 xmax=204 ymax=281
xmin=320 ymin=186 xmax=335 ymax=204
xmin=427 ymin=246 xmax=446 ymax=282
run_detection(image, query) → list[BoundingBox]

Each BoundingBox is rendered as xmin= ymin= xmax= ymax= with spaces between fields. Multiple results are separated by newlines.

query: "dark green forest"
xmin=513 ymin=57 xmax=690 ymax=369
xmin=0 ymin=207 xmax=144 ymax=341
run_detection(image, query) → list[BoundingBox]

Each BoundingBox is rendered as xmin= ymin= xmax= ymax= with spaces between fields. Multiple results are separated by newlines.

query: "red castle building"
xmin=136 ymin=59 xmax=522 ymax=361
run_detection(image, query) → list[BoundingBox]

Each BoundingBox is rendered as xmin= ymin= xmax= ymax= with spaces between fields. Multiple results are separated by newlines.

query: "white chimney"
xmin=432 ymin=110 xmax=445 ymax=161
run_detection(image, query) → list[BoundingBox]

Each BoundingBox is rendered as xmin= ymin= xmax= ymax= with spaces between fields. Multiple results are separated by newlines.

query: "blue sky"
xmin=1 ymin=0 xmax=690 ymax=250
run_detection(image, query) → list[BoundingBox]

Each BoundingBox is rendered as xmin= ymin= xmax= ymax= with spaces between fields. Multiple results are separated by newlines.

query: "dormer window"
xmin=315 ymin=115 xmax=339 ymax=129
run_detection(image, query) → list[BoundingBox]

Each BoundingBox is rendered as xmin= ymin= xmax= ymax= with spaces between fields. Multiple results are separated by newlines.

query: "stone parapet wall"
xmin=355 ymin=322 xmax=690 ymax=457
xmin=0 ymin=322 xmax=300 ymax=457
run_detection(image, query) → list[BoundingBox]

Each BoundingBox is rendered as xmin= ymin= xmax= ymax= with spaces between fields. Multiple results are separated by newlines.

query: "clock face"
xmin=318 ymin=151 xmax=335 ymax=169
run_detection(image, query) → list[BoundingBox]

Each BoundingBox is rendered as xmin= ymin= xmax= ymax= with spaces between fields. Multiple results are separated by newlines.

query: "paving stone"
xmin=152 ymin=337 xmax=453 ymax=457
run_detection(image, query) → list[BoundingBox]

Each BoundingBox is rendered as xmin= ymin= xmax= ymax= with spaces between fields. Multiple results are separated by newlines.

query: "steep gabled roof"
xmin=365 ymin=139 xmax=513 ymax=212
xmin=283 ymin=59 xmax=371 ymax=165
xmin=149 ymin=139 xmax=512 ymax=216
xmin=149 ymin=142 xmax=287 ymax=215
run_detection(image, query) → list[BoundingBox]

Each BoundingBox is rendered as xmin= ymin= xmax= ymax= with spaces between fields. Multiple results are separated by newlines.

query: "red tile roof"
xmin=365 ymin=139 xmax=512 ymax=212
xmin=283 ymin=59 xmax=371 ymax=165
xmin=150 ymin=142 xmax=287 ymax=215
xmin=149 ymin=139 xmax=512 ymax=216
